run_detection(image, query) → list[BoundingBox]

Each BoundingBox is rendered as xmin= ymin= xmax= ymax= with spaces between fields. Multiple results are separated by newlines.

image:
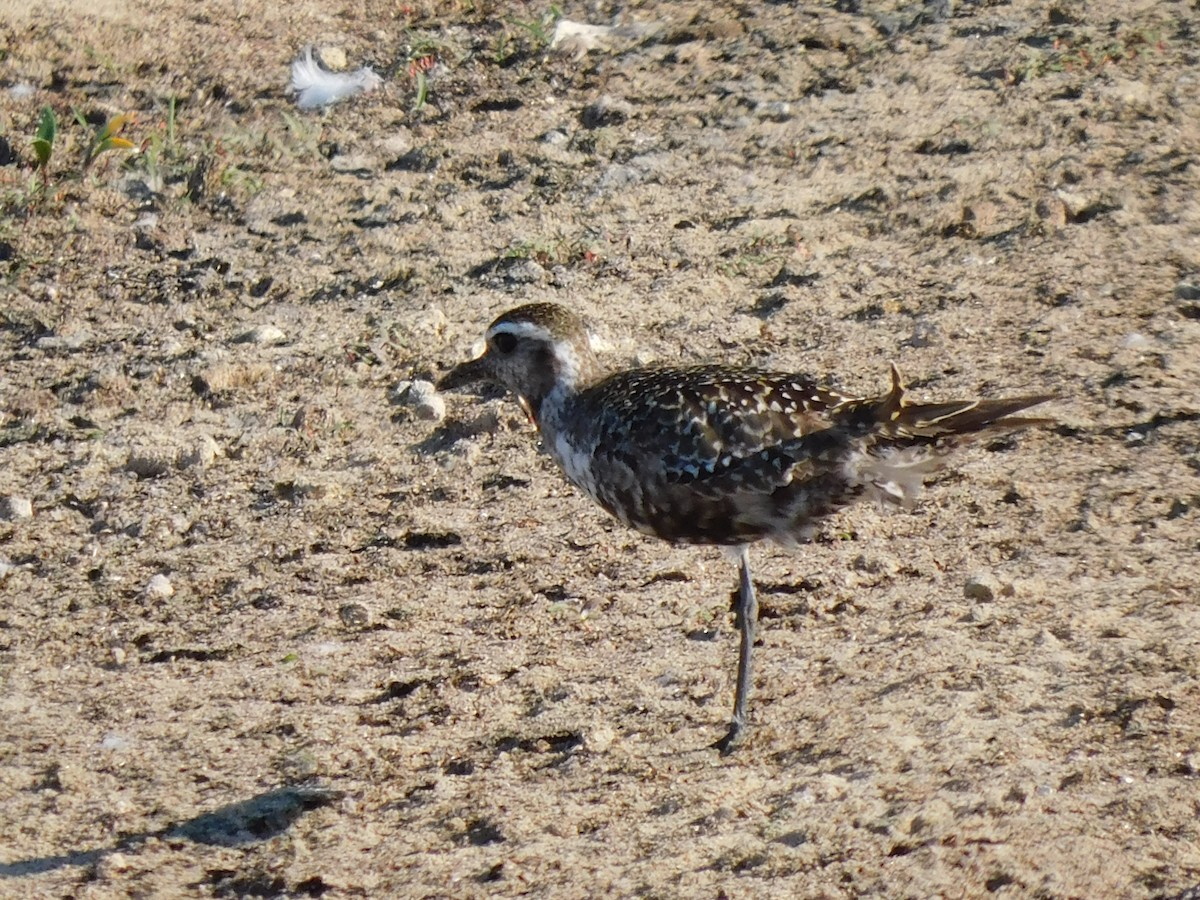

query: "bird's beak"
xmin=436 ymin=353 xmax=493 ymax=392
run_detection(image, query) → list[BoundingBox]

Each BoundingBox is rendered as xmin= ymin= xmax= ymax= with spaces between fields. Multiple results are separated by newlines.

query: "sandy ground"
xmin=1 ymin=1 xmax=1199 ymax=897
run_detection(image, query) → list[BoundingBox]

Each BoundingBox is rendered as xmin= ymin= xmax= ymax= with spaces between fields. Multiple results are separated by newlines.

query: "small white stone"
xmin=416 ymin=395 xmax=447 ymax=423
xmin=584 ymin=724 xmax=615 ymax=753
xmin=100 ymin=732 xmax=130 ymax=751
xmin=407 ymin=380 xmax=446 ymax=422
xmin=319 ymin=46 xmax=348 ymax=69
xmin=390 ymin=380 xmax=413 ymax=404
xmin=551 ymin=19 xmax=618 ymax=53
xmin=506 ymin=259 xmax=546 ymax=284
xmin=756 ymin=100 xmax=793 ymax=121
xmin=234 ymin=324 xmax=287 ymax=345
xmin=0 ymin=495 xmax=33 ymax=520
xmin=145 ymin=574 xmax=175 ymax=600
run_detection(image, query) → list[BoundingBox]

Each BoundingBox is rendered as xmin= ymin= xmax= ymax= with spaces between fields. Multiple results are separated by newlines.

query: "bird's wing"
xmin=590 ymin=366 xmax=853 ymax=497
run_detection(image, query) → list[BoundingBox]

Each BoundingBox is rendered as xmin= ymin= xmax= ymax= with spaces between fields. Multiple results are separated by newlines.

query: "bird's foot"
xmin=712 ymin=719 xmax=747 ymax=755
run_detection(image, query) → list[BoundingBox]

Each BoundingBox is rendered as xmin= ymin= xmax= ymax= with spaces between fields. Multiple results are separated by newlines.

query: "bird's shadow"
xmin=0 ymin=784 xmax=342 ymax=878
xmin=410 ymin=417 xmax=477 ymax=455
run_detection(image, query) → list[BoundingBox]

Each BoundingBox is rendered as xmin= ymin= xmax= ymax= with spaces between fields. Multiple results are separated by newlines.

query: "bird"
xmin=437 ymin=302 xmax=1054 ymax=752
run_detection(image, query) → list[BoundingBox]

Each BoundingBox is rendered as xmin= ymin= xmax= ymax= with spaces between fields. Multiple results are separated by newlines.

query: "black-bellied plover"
xmin=439 ymin=303 xmax=1053 ymax=751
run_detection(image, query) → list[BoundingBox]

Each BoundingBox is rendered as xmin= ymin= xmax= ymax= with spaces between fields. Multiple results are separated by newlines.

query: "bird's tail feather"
xmin=876 ymin=364 xmax=1056 ymax=439
xmin=846 ymin=365 xmax=1056 ymax=508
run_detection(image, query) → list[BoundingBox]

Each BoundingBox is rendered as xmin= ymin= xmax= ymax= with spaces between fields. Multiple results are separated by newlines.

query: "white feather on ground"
xmin=289 ymin=46 xmax=382 ymax=110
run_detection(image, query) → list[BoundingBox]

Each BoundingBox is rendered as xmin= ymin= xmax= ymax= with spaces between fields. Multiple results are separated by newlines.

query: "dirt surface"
xmin=2 ymin=1 xmax=1199 ymax=897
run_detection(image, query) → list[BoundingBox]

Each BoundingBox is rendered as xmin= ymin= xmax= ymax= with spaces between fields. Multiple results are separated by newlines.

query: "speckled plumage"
xmin=439 ymin=302 xmax=1054 ymax=751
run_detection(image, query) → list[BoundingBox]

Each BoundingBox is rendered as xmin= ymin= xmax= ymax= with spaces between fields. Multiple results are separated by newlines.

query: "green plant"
xmin=74 ymin=109 xmax=136 ymax=171
xmin=32 ymin=106 xmax=56 ymax=172
xmin=506 ymin=4 xmax=562 ymax=48
xmin=166 ymin=95 xmax=177 ymax=147
xmin=717 ymin=231 xmax=793 ymax=277
xmin=279 ymin=109 xmax=321 ymax=156
xmin=404 ymin=31 xmax=463 ymax=112
xmin=124 ymin=96 xmax=189 ymax=196
xmin=490 ymin=5 xmax=562 ymax=64
xmin=504 ymin=229 xmax=602 ymax=267
xmin=491 ymin=29 xmax=512 ymax=64
xmin=10 ymin=105 xmax=137 ymax=212
xmin=1007 ymin=28 xmax=1167 ymax=84
xmin=218 ymin=162 xmax=265 ymax=199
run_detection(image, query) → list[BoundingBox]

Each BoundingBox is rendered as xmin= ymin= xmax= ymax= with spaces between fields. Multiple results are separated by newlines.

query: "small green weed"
xmin=12 ymin=105 xmax=134 ymax=211
xmin=507 ymin=4 xmax=561 ymax=48
xmin=718 ymin=231 xmax=794 ymax=278
xmin=493 ymin=5 xmax=562 ymax=63
xmin=1009 ymin=28 xmax=1167 ymax=84
xmin=404 ymin=31 xmax=463 ymax=112
xmin=78 ymin=110 xmax=136 ymax=170
xmin=505 ymin=229 xmax=602 ymax=267
xmin=32 ymin=106 xmax=56 ymax=172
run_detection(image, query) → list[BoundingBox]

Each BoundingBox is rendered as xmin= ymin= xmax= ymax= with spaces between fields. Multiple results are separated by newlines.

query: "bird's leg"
xmin=715 ymin=546 xmax=757 ymax=754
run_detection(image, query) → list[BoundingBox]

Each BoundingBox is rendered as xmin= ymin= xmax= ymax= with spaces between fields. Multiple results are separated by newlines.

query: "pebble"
xmin=0 ymin=494 xmax=33 ymax=520
xmin=595 ymin=164 xmax=642 ymax=193
xmin=584 ymin=724 xmax=615 ymax=754
xmin=963 ymin=572 xmax=1013 ymax=602
xmin=1174 ymin=279 xmax=1200 ymax=319
xmin=145 ymin=573 xmax=175 ymax=600
xmin=550 ymin=19 xmax=619 ymax=54
xmin=504 ymin=259 xmax=547 ymax=284
xmin=233 ymin=324 xmax=287 ymax=345
xmin=100 ymin=732 xmax=130 ymax=751
xmin=407 ymin=380 xmax=446 ymax=422
xmin=1054 ymin=189 xmax=1100 ymax=220
xmin=1174 ymin=279 xmax=1200 ymax=301
xmin=36 ymin=331 xmax=92 ymax=351
xmin=330 ymin=154 xmax=377 ymax=176
xmin=756 ymin=100 xmax=794 ymax=121
xmin=376 ymin=132 xmax=412 ymax=157
xmin=338 ymin=603 xmax=370 ymax=629
xmin=319 ymin=46 xmax=348 ymax=69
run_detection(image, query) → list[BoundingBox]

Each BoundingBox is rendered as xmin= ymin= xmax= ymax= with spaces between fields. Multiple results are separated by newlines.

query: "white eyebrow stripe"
xmin=487 ymin=320 xmax=555 ymax=342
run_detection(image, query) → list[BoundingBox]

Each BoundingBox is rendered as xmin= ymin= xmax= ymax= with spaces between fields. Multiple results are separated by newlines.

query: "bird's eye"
xmin=492 ymin=332 xmax=518 ymax=354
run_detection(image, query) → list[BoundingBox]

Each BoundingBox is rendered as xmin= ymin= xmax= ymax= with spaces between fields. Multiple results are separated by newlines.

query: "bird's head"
xmin=438 ymin=303 xmax=601 ymax=423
